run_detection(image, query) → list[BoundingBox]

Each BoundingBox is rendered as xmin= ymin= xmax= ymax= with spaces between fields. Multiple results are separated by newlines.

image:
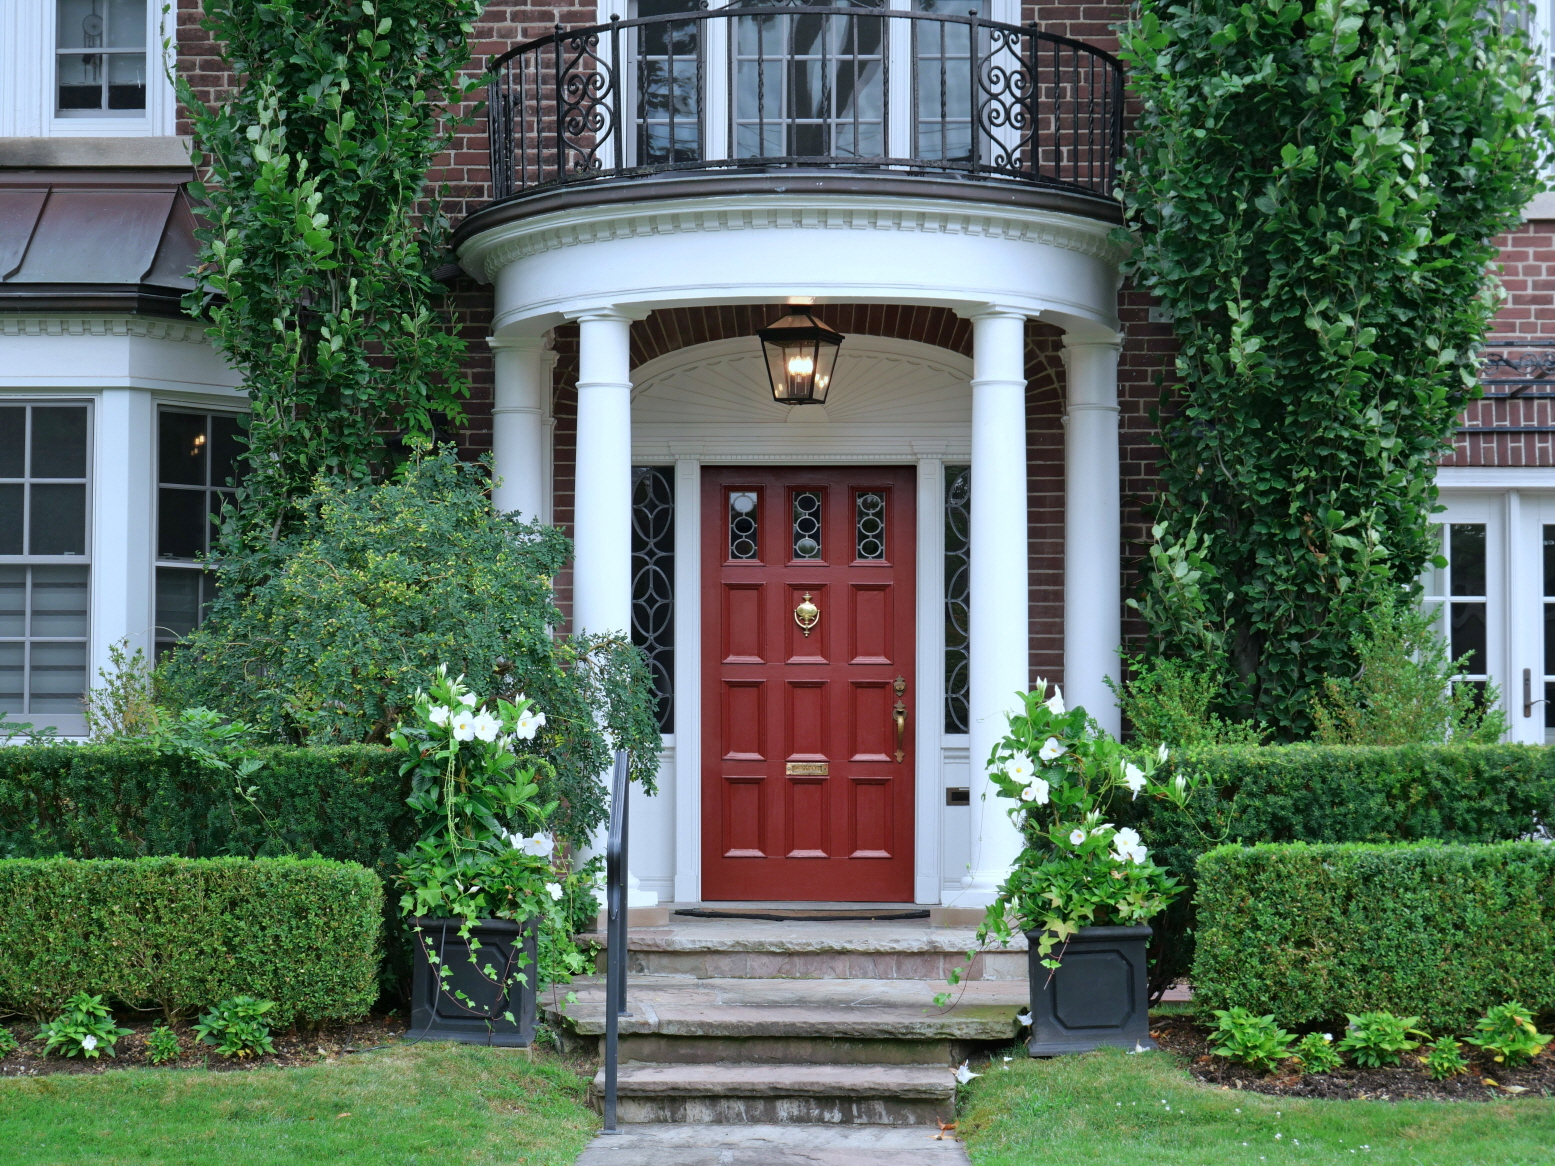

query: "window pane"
xmin=155 ymin=567 xmax=202 ymax=640
xmin=1449 ymin=523 xmax=1486 ymax=596
xmin=106 ymin=0 xmax=146 ymax=47
xmin=855 ymin=491 xmax=885 ymax=560
xmin=159 ymin=411 xmax=208 ymax=486
xmin=29 ymin=641 xmax=87 ymax=712
xmin=0 ymin=484 xmax=22 ymax=555
xmin=792 ymin=490 xmax=822 ymax=559
xmin=0 ymin=566 xmax=23 ymax=637
xmin=29 ymin=484 xmax=86 ymax=555
xmin=210 ymin=414 xmax=245 ymax=487
xmin=1544 ymin=525 xmax=1555 ymax=598
xmin=0 ymin=642 xmax=22 ymax=713
xmin=31 ymin=407 xmax=87 ymax=478
xmin=56 ymin=0 xmax=102 ymax=48
xmin=729 ymin=491 xmax=759 ymax=560
xmin=0 ymin=408 xmax=23 ymax=477
xmin=107 ymin=53 xmax=146 ymax=109
xmin=1546 ymin=603 xmax=1555 ymax=682
xmin=1450 ymin=601 xmax=1487 ymax=673
xmin=30 ymin=566 xmax=88 ymax=638
xmin=158 ymin=488 xmax=207 ymax=559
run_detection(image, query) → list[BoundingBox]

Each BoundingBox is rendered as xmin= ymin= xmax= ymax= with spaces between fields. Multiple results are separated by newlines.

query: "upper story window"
xmin=0 ymin=403 xmax=91 ymax=720
xmin=56 ymin=0 xmax=147 ymax=118
xmin=154 ymin=409 xmax=243 ymax=658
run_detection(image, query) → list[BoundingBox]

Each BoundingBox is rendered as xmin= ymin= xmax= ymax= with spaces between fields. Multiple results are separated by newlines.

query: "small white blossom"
xmin=1003 ymin=755 xmax=1035 ymax=783
xmin=80 ymin=1035 xmax=98 ymax=1051
xmin=471 ymin=712 xmax=501 ymax=743
xmin=545 ymin=882 xmax=564 ymax=901
xmin=1122 ymin=762 xmax=1146 ymax=798
xmin=460 ymin=691 xmax=479 ymax=707
xmin=1090 ymin=822 xmax=1116 ymax=837
xmin=451 ymin=711 xmax=476 ymax=741
xmin=1039 ymin=737 xmax=1064 ymax=762
xmin=514 ymin=706 xmax=546 ymax=740
xmin=1068 ymin=828 xmax=1087 ymax=847
xmin=954 ymin=1061 xmax=981 ymax=1084
xmin=1044 ymin=686 xmax=1066 ymax=716
xmin=1020 ymin=777 xmax=1050 ymax=805
xmin=1016 ymin=1010 xmax=1032 ymax=1026
xmin=428 ymin=705 xmax=451 ymax=727
xmin=1157 ymin=743 xmax=1170 ymax=763
xmin=520 ymin=833 xmax=555 ymax=858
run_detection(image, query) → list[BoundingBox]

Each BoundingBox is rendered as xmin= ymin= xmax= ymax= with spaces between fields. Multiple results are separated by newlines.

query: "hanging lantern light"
xmin=758 ymin=307 xmax=843 ymax=406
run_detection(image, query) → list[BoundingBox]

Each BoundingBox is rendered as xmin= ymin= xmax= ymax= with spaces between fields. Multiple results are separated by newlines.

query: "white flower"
xmin=545 ymin=882 xmax=564 ymax=901
xmin=1016 ymin=1010 xmax=1032 ymax=1027
xmin=1114 ymin=826 xmax=1142 ymax=850
xmin=427 ymin=705 xmax=451 ymax=727
xmin=460 ymin=691 xmax=478 ymax=707
xmin=514 ymin=706 xmax=546 ymax=740
xmin=1020 ymin=777 xmax=1050 ymax=805
xmin=80 ymin=1035 xmax=98 ymax=1051
xmin=520 ymin=833 xmax=555 ymax=858
xmin=471 ymin=711 xmax=501 ymax=743
xmin=1090 ymin=822 xmax=1115 ymax=837
xmin=1157 ymin=743 xmax=1170 ymax=763
xmin=450 ymin=710 xmax=476 ymax=741
xmin=1039 ymin=737 xmax=1063 ymax=762
xmin=1044 ymin=686 xmax=1066 ymax=716
xmin=1003 ymin=755 xmax=1035 ymax=783
xmin=954 ymin=1060 xmax=981 ymax=1084
xmin=1068 ymin=828 xmax=1087 ymax=847
xmin=1122 ymin=762 xmax=1146 ymax=798
xmin=1323 ymin=1033 xmax=1334 ymax=1043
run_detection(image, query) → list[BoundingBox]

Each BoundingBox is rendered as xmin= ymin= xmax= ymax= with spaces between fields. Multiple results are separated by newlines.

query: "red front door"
xmin=701 ymin=466 xmax=916 ymax=902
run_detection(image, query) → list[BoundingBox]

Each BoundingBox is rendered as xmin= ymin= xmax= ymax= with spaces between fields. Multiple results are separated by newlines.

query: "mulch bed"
xmin=1151 ymin=1014 xmax=1555 ymax=1102
xmin=0 ymin=1013 xmax=409 ymax=1078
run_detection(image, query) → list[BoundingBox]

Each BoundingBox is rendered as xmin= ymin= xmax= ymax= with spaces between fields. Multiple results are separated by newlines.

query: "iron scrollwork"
xmin=556 ymin=28 xmax=618 ymax=178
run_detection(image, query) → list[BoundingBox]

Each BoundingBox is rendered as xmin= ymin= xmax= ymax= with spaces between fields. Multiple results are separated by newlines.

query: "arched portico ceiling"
xmin=629 ymin=335 xmax=972 ymax=464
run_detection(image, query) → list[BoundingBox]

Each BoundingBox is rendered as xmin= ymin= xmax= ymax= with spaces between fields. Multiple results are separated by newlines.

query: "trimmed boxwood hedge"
xmin=1192 ymin=842 xmax=1555 ymax=1032
xmin=1122 ymin=744 xmax=1555 ymax=994
xmin=0 ymin=856 xmax=382 ymax=1025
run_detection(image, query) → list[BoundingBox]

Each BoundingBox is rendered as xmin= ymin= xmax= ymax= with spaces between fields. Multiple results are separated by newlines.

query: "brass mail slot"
xmin=785 ymin=762 xmax=829 ymax=776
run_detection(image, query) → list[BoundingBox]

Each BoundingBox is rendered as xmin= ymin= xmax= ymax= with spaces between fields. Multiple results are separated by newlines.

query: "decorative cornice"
xmin=460 ymin=194 xmax=1125 ymax=285
xmin=0 ymin=315 xmax=209 ymax=343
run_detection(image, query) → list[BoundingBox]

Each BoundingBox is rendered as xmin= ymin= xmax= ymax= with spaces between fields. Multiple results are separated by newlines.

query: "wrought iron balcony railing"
xmin=486 ymin=2 xmax=1124 ymax=204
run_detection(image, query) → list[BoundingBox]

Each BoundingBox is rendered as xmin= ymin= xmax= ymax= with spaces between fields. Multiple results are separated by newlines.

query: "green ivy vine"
xmin=178 ymin=0 xmax=481 ymax=536
xmin=1116 ymin=0 xmax=1552 ymax=735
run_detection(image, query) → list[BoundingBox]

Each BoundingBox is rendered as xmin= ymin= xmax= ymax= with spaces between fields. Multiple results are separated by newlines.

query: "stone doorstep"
xmin=583 ymin=920 xmax=1029 ymax=954
xmin=609 ymin=1034 xmax=975 ymax=1066
xmin=571 ymin=1123 xmax=972 ymax=1166
xmin=623 ymin=948 xmax=1027 ymax=982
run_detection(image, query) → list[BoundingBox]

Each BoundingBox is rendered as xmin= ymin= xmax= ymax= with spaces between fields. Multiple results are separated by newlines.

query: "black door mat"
xmin=674 ymin=908 xmax=931 ymax=922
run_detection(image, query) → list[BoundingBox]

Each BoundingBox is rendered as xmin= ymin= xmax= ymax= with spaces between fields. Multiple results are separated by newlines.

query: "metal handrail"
xmin=602 ymin=749 xmax=630 ymax=1135
xmin=486 ymin=5 xmax=1123 ymax=202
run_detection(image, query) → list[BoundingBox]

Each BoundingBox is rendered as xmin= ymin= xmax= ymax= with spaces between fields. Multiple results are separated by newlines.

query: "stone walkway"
xmin=571 ymin=1122 xmax=972 ymax=1165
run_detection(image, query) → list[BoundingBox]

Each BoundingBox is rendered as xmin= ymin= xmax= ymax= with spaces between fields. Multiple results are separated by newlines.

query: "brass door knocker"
xmin=794 ymin=592 xmax=820 ymax=637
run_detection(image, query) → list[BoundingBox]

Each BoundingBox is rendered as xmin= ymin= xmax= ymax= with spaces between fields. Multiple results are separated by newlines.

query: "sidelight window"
xmin=631 ymin=466 xmax=675 ymax=733
xmin=0 ymin=403 xmax=91 ymax=719
xmin=943 ymin=465 xmax=970 ymax=733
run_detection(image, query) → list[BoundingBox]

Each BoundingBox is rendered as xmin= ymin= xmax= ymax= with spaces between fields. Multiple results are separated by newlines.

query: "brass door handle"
xmin=892 ymin=675 xmax=907 ymax=763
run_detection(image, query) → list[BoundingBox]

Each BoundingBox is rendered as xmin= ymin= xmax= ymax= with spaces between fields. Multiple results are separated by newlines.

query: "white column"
xmin=90 ymin=389 xmax=156 ymax=693
xmin=959 ymin=309 xmax=1030 ymax=906
xmin=571 ymin=310 xmax=634 ymax=638
xmin=1063 ymin=336 xmax=1124 ymax=737
xmin=913 ymin=451 xmax=946 ymax=905
xmin=488 ymin=336 xmax=549 ymax=523
xmin=671 ymin=453 xmax=703 ymax=903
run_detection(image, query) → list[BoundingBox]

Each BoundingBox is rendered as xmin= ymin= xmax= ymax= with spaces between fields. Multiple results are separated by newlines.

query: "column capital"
xmin=565 ymin=305 xmax=651 ymax=325
xmin=1059 ymin=333 xmax=1124 ymax=357
xmin=957 ymin=303 xmax=1030 ymax=324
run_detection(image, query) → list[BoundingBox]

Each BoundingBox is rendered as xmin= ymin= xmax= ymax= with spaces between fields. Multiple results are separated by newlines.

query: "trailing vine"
xmin=1116 ymin=0 xmax=1552 ymax=735
xmin=178 ymin=0 xmax=481 ymax=537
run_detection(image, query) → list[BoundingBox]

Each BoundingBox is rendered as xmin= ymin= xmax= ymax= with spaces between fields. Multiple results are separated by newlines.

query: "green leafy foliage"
xmin=0 ymin=1026 xmax=18 ymax=1057
xmin=1423 ymin=1034 xmax=1470 ymax=1080
xmin=178 ymin=0 xmax=481 ymax=533
xmin=1465 ymin=1001 xmax=1552 ymax=1066
xmin=1207 ymin=1006 xmax=1295 ymax=1073
xmin=1337 ymin=1010 xmax=1426 ymax=1068
xmin=1293 ymin=1030 xmax=1343 ymax=1074
xmin=1117 ymin=0 xmax=1553 ymax=736
xmin=145 ymin=1024 xmax=181 ymax=1065
xmin=82 ymin=639 xmax=161 ymax=742
xmin=37 ymin=993 xmax=132 ymax=1059
xmin=158 ymin=453 xmax=661 ymax=843
xmin=1111 ymin=654 xmax=1263 ymax=748
xmin=0 ymin=857 xmax=381 ymax=1025
xmin=1192 ymin=843 xmax=1555 ymax=1031
xmin=195 ymin=996 xmax=277 ymax=1059
xmin=1311 ymin=589 xmax=1506 ymax=744
xmin=1123 ymin=743 xmax=1555 ymax=996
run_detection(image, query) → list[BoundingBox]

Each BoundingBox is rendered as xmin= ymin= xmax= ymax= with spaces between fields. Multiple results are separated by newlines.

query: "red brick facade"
xmin=169 ymin=1 xmax=1546 ymax=690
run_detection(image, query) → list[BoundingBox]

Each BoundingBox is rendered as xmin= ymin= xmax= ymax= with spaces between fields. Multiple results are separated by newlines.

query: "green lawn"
xmin=0 ymin=1042 xmax=598 ymax=1166
xmin=958 ymin=1045 xmax=1555 ymax=1166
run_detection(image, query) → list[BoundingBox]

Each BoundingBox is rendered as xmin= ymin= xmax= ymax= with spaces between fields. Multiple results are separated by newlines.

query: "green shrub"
xmin=1206 ymin=1007 xmax=1295 ymax=1073
xmin=195 ymin=996 xmax=277 ymax=1059
xmin=1466 ymin=1002 xmax=1552 ymax=1067
xmin=1293 ymin=1031 xmax=1342 ymax=1075
xmin=146 ymin=1024 xmax=181 ymax=1065
xmin=1123 ymin=743 xmax=1555 ymax=996
xmin=1337 ymin=1011 xmax=1426 ymax=1069
xmin=36 ymin=992 xmax=132 ymax=1059
xmin=0 ymin=857 xmax=381 ymax=1026
xmin=0 ymin=1026 xmax=16 ymax=1057
xmin=1423 ymin=1035 xmax=1470 ymax=1081
xmin=1192 ymin=843 xmax=1555 ymax=1031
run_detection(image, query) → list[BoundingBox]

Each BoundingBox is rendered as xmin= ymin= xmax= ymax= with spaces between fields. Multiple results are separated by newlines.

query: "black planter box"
xmin=409 ymin=916 xmax=539 ymax=1047
xmin=1025 ymin=924 xmax=1156 ymax=1056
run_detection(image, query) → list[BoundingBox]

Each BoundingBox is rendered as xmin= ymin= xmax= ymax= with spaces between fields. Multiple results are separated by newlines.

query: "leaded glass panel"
xmin=729 ymin=490 xmax=760 ymax=560
xmin=944 ymin=465 xmax=970 ymax=733
xmin=792 ymin=490 xmax=822 ymax=559
xmin=855 ymin=491 xmax=885 ymax=560
xmin=632 ymin=466 xmax=675 ymax=733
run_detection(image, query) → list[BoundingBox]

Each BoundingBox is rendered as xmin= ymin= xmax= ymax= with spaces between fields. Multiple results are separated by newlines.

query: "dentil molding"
xmin=0 ymin=316 xmax=210 ymax=344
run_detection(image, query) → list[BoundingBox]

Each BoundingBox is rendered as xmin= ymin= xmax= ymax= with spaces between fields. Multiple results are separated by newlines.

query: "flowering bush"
xmin=975 ymin=684 xmax=1195 ymax=961
xmin=37 ymin=993 xmax=131 ymax=1059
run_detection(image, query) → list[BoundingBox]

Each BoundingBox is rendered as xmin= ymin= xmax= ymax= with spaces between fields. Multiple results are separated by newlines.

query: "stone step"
xmin=589 ymin=1062 xmax=957 ymax=1125
xmin=588 ymin=920 xmax=1028 ymax=981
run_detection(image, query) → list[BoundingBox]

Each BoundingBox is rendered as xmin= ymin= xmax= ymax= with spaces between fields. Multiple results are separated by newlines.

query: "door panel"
xmin=702 ymin=465 xmax=916 ymax=902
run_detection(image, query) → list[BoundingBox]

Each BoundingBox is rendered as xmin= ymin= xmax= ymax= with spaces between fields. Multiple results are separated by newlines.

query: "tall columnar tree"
xmin=179 ymin=0 xmax=481 ymax=537
xmin=1117 ymin=0 xmax=1552 ymax=736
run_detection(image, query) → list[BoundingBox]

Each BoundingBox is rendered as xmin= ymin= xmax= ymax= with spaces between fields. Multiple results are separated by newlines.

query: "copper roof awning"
xmin=0 ymin=168 xmax=198 ymax=317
